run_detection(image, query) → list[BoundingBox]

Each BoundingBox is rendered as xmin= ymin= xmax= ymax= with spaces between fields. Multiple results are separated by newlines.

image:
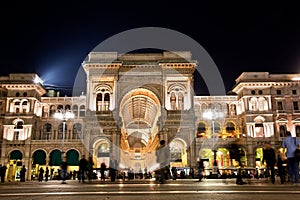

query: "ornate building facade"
xmin=0 ymin=52 xmax=299 ymax=181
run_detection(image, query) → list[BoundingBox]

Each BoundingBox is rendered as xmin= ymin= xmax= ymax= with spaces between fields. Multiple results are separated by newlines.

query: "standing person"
xmin=50 ymin=168 xmax=54 ymax=180
xmin=61 ymin=157 xmax=68 ymax=184
xmin=282 ymin=131 xmax=300 ymax=186
xmin=171 ymin=167 xmax=177 ymax=180
xmin=262 ymin=142 xmax=276 ymax=184
xmin=276 ymin=149 xmax=287 ymax=184
xmin=190 ymin=168 xmax=195 ymax=179
xmin=109 ymin=159 xmax=118 ymax=182
xmin=87 ymin=156 xmax=94 ymax=182
xmin=100 ymin=161 xmax=107 ymax=181
xmin=20 ymin=165 xmax=26 ymax=182
xmin=155 ymin=140 xmax=170 ymax=184
xmin=45 ymin=167 xmax=49 ymax=182
xmin=38 ymin=167 xmax=44 ymax=182
xmin=0 ymin=164 xmax=7 ymax=183
xmin=78 ymin=155 xmax=88 ymax=183
xmin=197 ymin=158 xmax=205 ymax=182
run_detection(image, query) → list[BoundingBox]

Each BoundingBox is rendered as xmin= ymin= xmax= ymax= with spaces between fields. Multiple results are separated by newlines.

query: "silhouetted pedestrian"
xmin=38 ymin=167 xmax=44 ymax=182
xmin=197 ymin=158 xmax=205 ymax=182
xmin=78 ymin=155 xmax=88 ymax=183
xmin=45 ymin=167 xmax=49 ymax=182
xmin=262 ymin=142 xmax=276 ymax=184
xmin=0 ymin=164 xmax=7 ymax=183
xmin=100 ymin=162 xmax=107 ymax=181
xmin=20 ymin=165 xmax=26 ymax=182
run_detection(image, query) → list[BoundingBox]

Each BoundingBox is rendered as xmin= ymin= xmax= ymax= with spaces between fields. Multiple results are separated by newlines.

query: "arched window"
xmin=73 ymin=105 xmax=78 ymax=117
xmin=57 ymin=104 xmax=63 ymax=110
xmin=168 ymin=84 xmax=186 ymax=110
xmin=73 ymin=123 xmax=82 ymax=139
xmin=258 ymin=97 xmax=268 ymax=111
xmin=58 ymin=123 xmax=67 ymax=139
xmin=14 ymin=100 xmax=20 ymax=113
xmin=95 ymin=86 xmax=111 ymax=111
xmin=50 ymin=105 xmax=56 ymax=117
xmin=230 ymin=104 xmax=236 ymax=115
xmin=104 ymin=93 xmax=110 ymax=110
xmin=65 ymin=105 xmax=71 ymax=110
xmin=226 ymin=122 xmax=235 ymax=133
xmin=43 ymin=123 xmax=52 ymax=140
xmin=15 ymin=121 xmax=23 ymax=129
xmin=279 ymin=125 xmax=286 ymax=137
xmin=249 ymin=97 xmax=258 ymax=111
xmin=21 ymin=100 xmax=29 ymax=113
xmin=79 ymin=105 xmax=85 ymax=117
xmin=197 ymin=122 xmax=206 ymax=138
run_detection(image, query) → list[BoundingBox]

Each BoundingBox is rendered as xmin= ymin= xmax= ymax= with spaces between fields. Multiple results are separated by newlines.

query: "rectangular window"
xmin=292 ymin=90 xmax=297 ymax=95
xmin=276 ymin=90 xmax=282 ymax=95
xmin=277 ymin=102 xmax=283 ymax=110
xmin=293 ymin=101 xmax=299 ymax=110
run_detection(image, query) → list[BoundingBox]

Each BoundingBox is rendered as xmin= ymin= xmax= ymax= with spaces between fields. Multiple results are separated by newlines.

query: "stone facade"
xmin=0 ymin=52 xmax=300 ymax=181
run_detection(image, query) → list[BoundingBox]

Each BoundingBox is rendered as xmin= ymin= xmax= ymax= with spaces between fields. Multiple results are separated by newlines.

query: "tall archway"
xmin=8 ymin=150 xmax=23 ymax=181
xmin=49 ymin=150 xmax=62 ymax=166
xmin=93 ymin=140 xmax=110 ymax=168
xmin=169 ymin=138 xmax=187 ymax=168
xmin=66 ymin=149 xmax=80 ymax=172
xmin=32 ymin=150 xmax=46 ymax=180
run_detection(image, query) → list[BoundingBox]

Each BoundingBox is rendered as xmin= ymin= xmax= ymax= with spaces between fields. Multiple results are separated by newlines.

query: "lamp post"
xmin=203 ymin=108 xmax=223 ymax=178
xmin=54 ymin=109 xmax=75 ymax=160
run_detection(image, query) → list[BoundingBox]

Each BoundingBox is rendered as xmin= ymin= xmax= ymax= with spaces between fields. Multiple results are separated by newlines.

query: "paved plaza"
xmin=0 ymin=178 xmax=299 ymax=200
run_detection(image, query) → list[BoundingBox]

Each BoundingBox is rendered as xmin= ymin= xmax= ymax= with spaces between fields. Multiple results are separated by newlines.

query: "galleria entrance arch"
xmin=83 ymin=51 xmax=197 ymax=171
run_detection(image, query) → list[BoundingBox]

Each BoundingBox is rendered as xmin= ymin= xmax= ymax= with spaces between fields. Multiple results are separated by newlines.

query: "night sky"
xmin=1 ymin=1 xmax=300 ymax=96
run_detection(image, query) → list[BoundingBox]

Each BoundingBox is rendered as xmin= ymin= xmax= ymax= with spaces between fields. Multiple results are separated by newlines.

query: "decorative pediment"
xmin=277 ymin=118 xmax=288 ymax=123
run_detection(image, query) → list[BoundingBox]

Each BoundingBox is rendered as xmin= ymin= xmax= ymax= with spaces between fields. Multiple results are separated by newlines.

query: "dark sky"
xmin=1 ymin=1 xmax=300 ymax=95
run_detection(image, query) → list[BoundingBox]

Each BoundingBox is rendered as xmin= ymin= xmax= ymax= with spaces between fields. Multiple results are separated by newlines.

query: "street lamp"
xmin=203 ymin=108 xmax=224 ymax=178
xmin=54 ymin=109 xmax=75 ymax=160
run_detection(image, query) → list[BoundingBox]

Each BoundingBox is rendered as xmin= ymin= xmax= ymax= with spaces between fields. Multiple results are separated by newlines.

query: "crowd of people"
xmin=0 ymin=136 xmax=299 ymax=185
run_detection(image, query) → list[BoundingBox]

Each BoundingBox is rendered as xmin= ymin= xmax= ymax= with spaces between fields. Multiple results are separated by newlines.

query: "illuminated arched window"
xmin=249 ymin=97 xmax=258 ymax=111
xmin=197 ymin=122 xmax=206 ymax=138
xmin=96 ymin=86 xmax=111 ymax=111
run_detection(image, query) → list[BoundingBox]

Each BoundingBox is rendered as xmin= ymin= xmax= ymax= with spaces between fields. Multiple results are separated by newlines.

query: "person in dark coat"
xmin=38 ymin=167 xmax=44 ymax=182
xmin=45 ymin=167 xmax=49 ymax=182
xmin=100 ymin=162 xmax=107 ymax=181
xmin=197 ymin=158 xmax=205 ymax=182
xmin=262 ymin=142 xmax=276 ymax=184
xmin=0 ymin=164 xmax=7 ymax=183
xmin=78 ymin=155 xmax=88 ymax=183
xmin=20 ymin=165 xmax=26 ymax=182
xmin=61 ymin=157 xmax=68 ymax=184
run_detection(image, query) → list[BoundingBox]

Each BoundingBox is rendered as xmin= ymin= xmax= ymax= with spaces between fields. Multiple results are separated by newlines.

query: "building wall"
xmin=1 ymin=60 xmax=300 ymax=181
